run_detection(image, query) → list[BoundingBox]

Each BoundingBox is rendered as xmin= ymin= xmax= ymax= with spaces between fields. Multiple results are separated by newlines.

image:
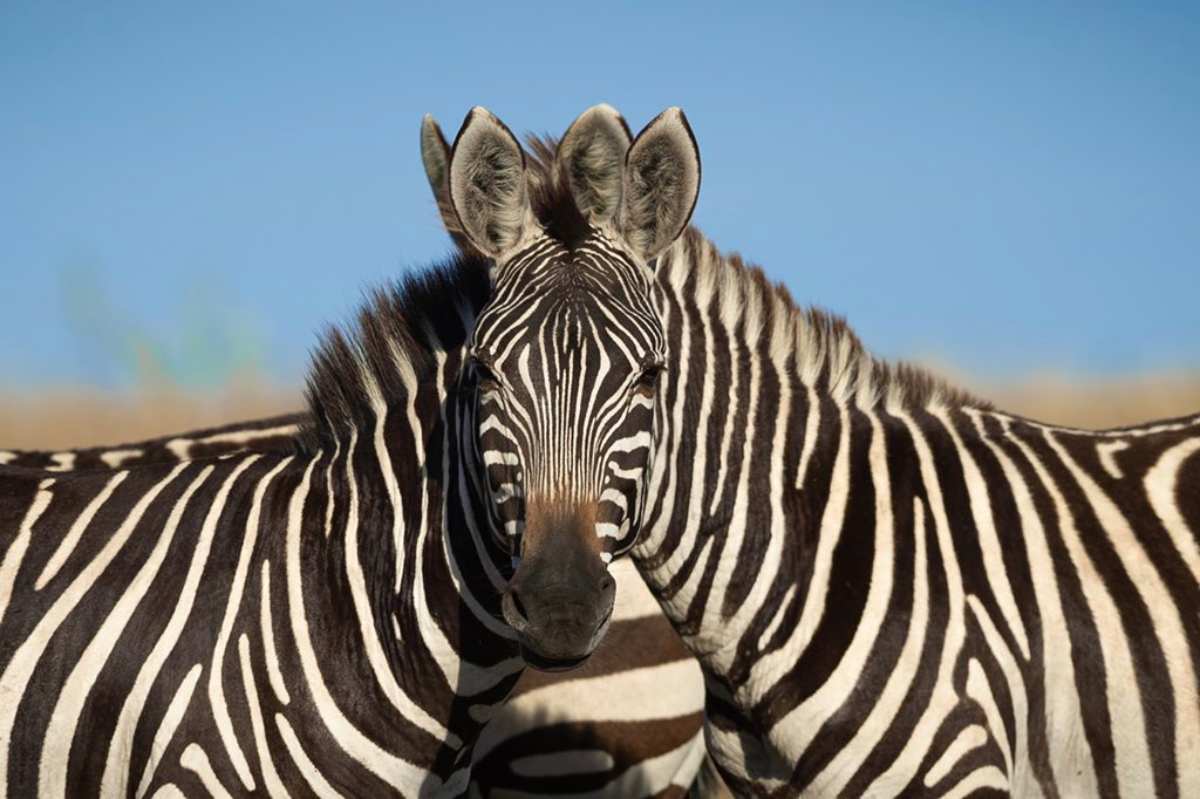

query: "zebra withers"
xmin=435 ymin=104 xmax=1200 ymax=796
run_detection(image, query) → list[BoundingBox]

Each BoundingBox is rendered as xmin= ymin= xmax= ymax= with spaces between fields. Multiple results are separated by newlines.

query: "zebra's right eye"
xmin=472 ymin=359 xmax=501 ymax=391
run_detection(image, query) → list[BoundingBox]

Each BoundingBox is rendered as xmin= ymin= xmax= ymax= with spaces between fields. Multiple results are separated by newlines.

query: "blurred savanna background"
xmin=2 ymin=3 xmax=1198 ymax=450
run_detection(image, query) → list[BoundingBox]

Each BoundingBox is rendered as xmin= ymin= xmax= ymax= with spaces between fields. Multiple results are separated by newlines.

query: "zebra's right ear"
xmin=617 ymin=107 xmax=701 ymax=263
xmin=557 ymin=104 xmax=633 ymax=224
xmin=421 ymin=114 xmax=477 ymax=253
xmin=448 ymin=107 xmax=537 ymax=260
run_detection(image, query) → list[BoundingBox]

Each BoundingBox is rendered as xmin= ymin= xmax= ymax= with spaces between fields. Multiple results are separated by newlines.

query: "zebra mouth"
xmin=519 ymin=644 xmax=590 ymax=672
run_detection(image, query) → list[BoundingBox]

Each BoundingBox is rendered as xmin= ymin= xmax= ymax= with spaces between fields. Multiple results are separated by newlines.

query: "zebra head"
xmin=438 ymin=105 xmax=700 ymax=668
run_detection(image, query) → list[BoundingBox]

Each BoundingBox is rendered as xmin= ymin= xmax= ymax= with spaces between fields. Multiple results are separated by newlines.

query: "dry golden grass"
xmin=2 ymin=371 xmax=1198 ymax=452
xmin=0 ymin=384 xmax=300 ymax=450
xmin=979 ymin=371 xmax=1200 ymax=429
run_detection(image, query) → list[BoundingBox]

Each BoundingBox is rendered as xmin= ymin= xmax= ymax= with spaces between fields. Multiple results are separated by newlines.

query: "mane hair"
xmin=523 ymin=135 xmax=592 ymax=249
xmin=672 ymin=228 xmax=987 ymax=412
xmin=519 ymin=134 xmax=979 ymax=411
xmin=298 ymin=252 xmax=492 ymax=453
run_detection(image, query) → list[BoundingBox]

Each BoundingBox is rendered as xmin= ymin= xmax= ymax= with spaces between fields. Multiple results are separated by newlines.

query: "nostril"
xmin=511 ymin=591 xmax=529 ymax=621
xmin=599 ymin=573 xmax=615 ymax=593
xmin=502 ymin=590 xmax=531 ymax=632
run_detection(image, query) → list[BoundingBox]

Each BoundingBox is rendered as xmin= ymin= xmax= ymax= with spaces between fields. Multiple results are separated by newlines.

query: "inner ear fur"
xmin=618 ymin=107 xmax=701 ymax=262
xmin=557 ymin=104 xmax=633 ymax=224
xmin=448 ymin=107 xmax=535 ymax=258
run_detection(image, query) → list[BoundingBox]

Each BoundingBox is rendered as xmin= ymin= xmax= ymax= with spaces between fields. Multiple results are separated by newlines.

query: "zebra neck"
xmin=286 ymin=431 xmax=522 ymax=785
xmin=633 ymin=228 xmax=983 ymax=672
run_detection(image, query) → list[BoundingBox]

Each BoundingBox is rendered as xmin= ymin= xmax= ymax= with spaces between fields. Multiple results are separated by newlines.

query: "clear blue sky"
xmin=3 ymin=2 xmax=1198 ymax=389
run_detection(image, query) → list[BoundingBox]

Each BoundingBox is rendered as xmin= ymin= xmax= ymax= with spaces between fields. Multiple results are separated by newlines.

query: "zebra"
xmin=0 ymin=260 xmax=542 ymax=795
xmin=436 ymin=104 xmax=1200 ymax=797
xmin=0 ymin=106 xmax=717 ymax=793
xmin=2 ymin=415 xmax=709 ymax=797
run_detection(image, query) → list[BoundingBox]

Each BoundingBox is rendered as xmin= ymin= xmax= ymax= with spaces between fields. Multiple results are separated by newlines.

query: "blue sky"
xmin=2 ymin=2 xmax=1198 ymax=388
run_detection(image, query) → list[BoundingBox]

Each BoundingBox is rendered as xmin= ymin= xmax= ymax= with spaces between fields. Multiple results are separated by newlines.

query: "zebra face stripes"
xmin=468 ymin=234 xmax=665 ymax=557
xmin=444 ymin=105 xmax=700 ymax=668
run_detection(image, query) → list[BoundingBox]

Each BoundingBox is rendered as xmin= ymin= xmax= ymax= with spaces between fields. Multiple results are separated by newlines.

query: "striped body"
xmin=1 ymin=290 xmax=708 ymax=797
xmin=633 ymin=229 xmax=1200 ymax=796
xmin=0 ymin=268 xmax=528 ymax=796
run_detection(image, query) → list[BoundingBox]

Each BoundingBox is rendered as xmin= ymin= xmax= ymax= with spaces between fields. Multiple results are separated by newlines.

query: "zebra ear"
xmin=421 ymin=114 xmax=478 ymax=253
xmin=618 ymin=107 xmax=701 ymax=263
xmin=558 ymin=104 xmax=633 ymax=224
xmin=448 ymin=107 xmax=537 ymax=259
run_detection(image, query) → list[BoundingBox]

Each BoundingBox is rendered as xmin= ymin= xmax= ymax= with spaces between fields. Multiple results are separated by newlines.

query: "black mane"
xmin=298 ymin=252 xmax=491 ymax=452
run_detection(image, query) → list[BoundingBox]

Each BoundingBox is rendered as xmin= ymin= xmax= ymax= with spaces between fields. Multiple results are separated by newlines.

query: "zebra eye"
xmin=636 ymin=364 xmax=663 ymax=390
xmin=472 ymin=358 xmax=501 ymax=391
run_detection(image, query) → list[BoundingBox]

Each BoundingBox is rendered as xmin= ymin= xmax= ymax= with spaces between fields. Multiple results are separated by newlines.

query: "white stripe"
xmin=275 ymin=713 xmax=345 ymax=799
xmin=48 ymin=453 xmax=76 ymax=471
xmin=482 ymin=450 xmax=519 ymax=467
xmin=260 ymin=560 xmax=290 ymax=705
xmin=179 ymin=744 xmax=232 ymax=799
xmin=42 ymin=464 xmax=227 ymax=799
xmin=749 ymin=405 xmax=850 ymax=690
xmin=100 ymin=449 xmax=143 ymax=468
xmin=794 ymin=385 xmax=821 ymax=490
xmin=773 ymin=409 xmax=894 ymax=761
xmin=472 ymin=657 xmax=704 ymax=762
xmin=967 ymin=594 xmax=1036 ymax=796
xmin=941 ymin=765 xmax=1009 ymax=799
xmin=135 ymin=663 xmax=203 ymax=798
xmin=284 ymin=457 xmax=429 ymax=791
xmin=864 ymin=410 xmax=970 ymax=794
xmin=238 ymin=633 xmax=287 ymax=797
xmin=208 ymin=457 xmax=289 ymax=791
xmin=165 ymin=424 xmax=300 ymax=460
xmin=1045 ymin=428 xmax=1191 ymax=797
xmin=811 ymin=497 xmax=931 ymax=796
xmin=0 ymin=463 xmax=188 ymax=799
xmin=36 ymin=471 xmax=128 ymax=589
xmin=1145 ymin=437 xmax=1200 ymax=586
xmin=924 ymin=724 xmax=988 ymax=788
xmin=967 ymin=410 xmax=1096 ymax=793
xmin=966 ymin=657 xmax=1011 ymax=780
xmin=1097 ymin=440 xmax=1129 ymax=479
xmin=98 ymin=460 xmax=248 ymax=798
xmin=344 ymin=425 xmax=456 ymax=744
xmin=934 ymin=407 xmax=1030 ymax=660
xmin=0 ymin=480 xmax=54 ymax=628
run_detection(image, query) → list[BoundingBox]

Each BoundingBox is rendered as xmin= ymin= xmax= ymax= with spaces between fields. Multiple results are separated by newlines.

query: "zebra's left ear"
xmin=617 ymin=107 xmax=701 ymax=263
xmin=448 ymin=107 xmax=538 ymax=260
xmin=558 ymin=104 xmax=633 ymax=224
